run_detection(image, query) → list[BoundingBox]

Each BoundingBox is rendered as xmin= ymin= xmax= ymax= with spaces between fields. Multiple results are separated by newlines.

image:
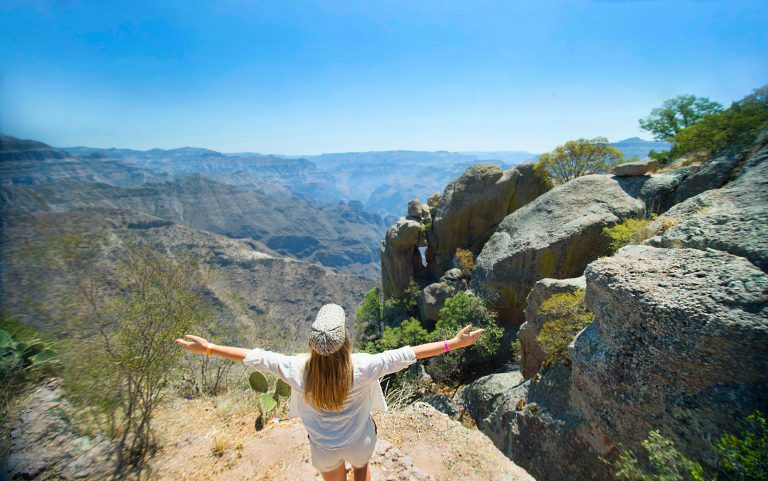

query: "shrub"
xmin=612 ymin=411 xmax=767 ymax=481
xmin=383 ymin=279 xmax=421 ymax=324
xmin=0 ymin=318 xmax=59 ymax=420
xmin=428 ymin=292 xmax=505 ymax=383
xmin=454 ymin=248 xmax=475 ymax=277
xmin=427 ymin=192 xmax=442 ymax=208
xmin=604 ymin=217 xmax=658 ymax=253
xmin=716 ymin=411 xmax=767 ymax=481
xmin=362 ymin=318 xmax=431 ymax=354
xmin=57 ymin=241 xmax=212 ymax=470
xmin=614 ymin=430 xmax=705 ymax=481
xmin=535 ymin=291 xmax=594 ymax=367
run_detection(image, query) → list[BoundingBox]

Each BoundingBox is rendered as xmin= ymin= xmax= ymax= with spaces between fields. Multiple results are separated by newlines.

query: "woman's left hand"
xmin=175 ymin=334 xmax=211 ymax=354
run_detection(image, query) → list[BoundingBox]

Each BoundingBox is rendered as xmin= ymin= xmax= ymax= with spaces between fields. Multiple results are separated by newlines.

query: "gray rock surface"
xmin=637 ymin=168 xmax=691 ymax=213
xmin=470 ymin=174 xmax=646 ymax=326
xmin=654 ymin=139 xmax=768 ymax=270
xmin=611 ymin=158 xmax=658 ymax=176
xmin=467 ymin=246 xmax=768 ymax=481
xmin=462 ymin=370 xmax=525 ymax=421
xmin=570 ymin=245 xmax=768 ymax=468
xmin=518 ymin=277 xmax=586 ymax=379
xmin=417 ymin=268 xmax=469 ymax=326
xmin=429 ymin=163 xmax=551 ymax=278
xmin=674 ymin=147 xmax=743 ymax=203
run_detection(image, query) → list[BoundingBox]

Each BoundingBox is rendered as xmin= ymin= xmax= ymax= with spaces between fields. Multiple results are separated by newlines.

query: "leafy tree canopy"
xmin=538 ymin=137 xmax=624 ymax=185
xmin=639 ymin=94 xmax=723 ymax=141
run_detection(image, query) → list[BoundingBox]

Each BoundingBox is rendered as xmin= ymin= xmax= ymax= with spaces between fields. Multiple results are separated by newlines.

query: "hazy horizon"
xmin=2 ymin=0 xmax=766 ymax=155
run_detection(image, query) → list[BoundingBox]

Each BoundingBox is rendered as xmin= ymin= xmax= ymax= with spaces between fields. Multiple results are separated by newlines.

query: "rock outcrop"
xmin=428 ymin=163 xmax=551 ymax=278
xmin=380 ymin=217 xmax=427 ymax=299
xmin=464 ymin=133 xmax=768 ymax=481
xmin=650 ymin=136 xmax=768 ymax=270
xmin=570 ymin=245 xmax=768 ymax=468
xmin=465 ymin=245 xmax=768 ymax=481
xmin=518 ymin=277 xmax=586 ymax=379
xmin=470 ymin=174 xmax=647 ymax=326
xmin=380 ymin=162 xmax=551 ymax=302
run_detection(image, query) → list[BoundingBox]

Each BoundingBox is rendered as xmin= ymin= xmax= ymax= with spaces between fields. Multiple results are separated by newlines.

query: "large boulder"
xmin=518 ymin=276 xmax=586 ymax=379
xmin=462 ymin=370 xmax=524 ymax=421
xmin=380 ymin=217 xmax=427 ymax=299
xmin=570 ymin=245 xmax=768 ymax=468
xmin=470 ymin=174 xmax=647 ymax=326
xmin=636 ymin=168 xmax=691 ymax=213
xmin=466 ymin=246 xmax=768 ymax=481
xmin=429 ymin=163 xmax=551 ymax=278
xmin=651 ymin=138 xmax=768 ymax=270
xmin=465 ymin=364 xmax=611 ymax=481
xmin=674 ymin=146 xmax=744 ymax=203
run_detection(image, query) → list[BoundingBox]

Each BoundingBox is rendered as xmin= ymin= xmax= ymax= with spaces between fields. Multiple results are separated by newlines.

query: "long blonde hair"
xmin=303 ymin=336 xmax=353 ymax=412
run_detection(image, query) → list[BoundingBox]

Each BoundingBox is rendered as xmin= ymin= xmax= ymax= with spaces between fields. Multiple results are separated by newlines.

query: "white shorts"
xmin=309 ymin=417 xmax=378 ymax=472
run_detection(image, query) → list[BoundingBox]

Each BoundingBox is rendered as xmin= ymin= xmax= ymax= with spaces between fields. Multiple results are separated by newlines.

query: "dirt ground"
xmin=147 ymin=394 xmax=534 ymax=481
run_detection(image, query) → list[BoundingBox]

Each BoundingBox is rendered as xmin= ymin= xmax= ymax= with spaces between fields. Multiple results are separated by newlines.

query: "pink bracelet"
xmin=443 ymin=340 xmax=450 ymax=352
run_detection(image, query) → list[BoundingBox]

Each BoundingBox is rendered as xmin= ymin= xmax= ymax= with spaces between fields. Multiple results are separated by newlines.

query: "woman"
xmin=175 ymin=303 xmax=486 ymax=481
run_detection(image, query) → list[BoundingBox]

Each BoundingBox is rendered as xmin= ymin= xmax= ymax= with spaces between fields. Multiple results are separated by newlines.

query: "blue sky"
xmin=1 ymin=0 xmax=766 ymax=154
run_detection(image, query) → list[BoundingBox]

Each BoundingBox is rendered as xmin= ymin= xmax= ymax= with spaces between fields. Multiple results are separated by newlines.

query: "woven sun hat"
xmin=308 ymin=303 xmax=347 ymax=355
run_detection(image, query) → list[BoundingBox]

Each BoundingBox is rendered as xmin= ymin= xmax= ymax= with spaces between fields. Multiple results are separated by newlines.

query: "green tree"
xmin=354 ymin=287 xmax=385 ymax=343
xmin=639 ymin=95 xmax=724 ymax=141
xmin=672 ymin=86 xmax=768 ymax=156
xmin=538 ymin=137 xmax=624 ymax=185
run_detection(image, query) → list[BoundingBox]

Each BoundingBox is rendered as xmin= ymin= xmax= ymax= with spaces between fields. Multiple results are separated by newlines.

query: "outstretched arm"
xmin=411 ymin=324 xmax=486 ymax=359
xmin=174 ymin=335 xmax=249 ymax=362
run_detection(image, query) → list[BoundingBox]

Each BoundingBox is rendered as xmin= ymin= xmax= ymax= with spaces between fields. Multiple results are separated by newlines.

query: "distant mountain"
xmin=609 ymin=137 xmax=671 ymax=159
xmin=1 ymin=135 xmax=168 ymax=186
xmin=63 ymin=145 xmax=344 ymax=205
xmin=63 ymin=145 xmax=537 ymax=218
xmin=1 ymin=173 xmax=388 ymax=276
xmin=1 ymin=206 xmax=375 ymax=352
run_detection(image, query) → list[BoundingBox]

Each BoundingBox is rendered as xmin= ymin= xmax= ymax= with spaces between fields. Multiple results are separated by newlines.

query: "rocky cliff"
xmin=380 ymin=163 xmax=552 ymax=301
xmin=460 ymin=131 xmax=768 ymax=481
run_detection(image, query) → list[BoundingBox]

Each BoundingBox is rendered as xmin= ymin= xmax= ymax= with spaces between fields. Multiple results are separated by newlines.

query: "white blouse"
xmin=242 ymin=346 xmax=417 ymax=449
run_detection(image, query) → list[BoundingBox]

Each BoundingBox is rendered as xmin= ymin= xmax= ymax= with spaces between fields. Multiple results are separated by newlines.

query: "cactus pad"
xmin=249 ymin=372 xmax=268 ymax=393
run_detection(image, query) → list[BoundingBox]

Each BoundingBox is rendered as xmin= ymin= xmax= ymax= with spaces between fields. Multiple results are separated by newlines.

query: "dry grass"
xmin=211 ymin=434 xmax=226 ymax=457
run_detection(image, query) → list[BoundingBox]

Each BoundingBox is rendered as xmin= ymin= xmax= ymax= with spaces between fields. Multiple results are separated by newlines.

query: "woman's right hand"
xmin=174 ymin=334 xmax=211 ymax=354
xmin=453 ymin=324 xmax=486 ymax=348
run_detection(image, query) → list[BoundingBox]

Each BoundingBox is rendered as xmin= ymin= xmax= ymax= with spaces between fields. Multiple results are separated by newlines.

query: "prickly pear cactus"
xmin=261 ymin=392 xmax=278 ymax=415
xmin=275 ymin=379 xmax=291 ymax=397
xmin=249 ymin=372 xmax=268 ymax=393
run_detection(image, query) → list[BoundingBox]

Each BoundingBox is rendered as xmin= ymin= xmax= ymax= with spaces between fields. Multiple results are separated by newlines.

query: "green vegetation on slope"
xmin=642 ymin=85 xmax=768 ymax=164
xmin=613 ymin=411 xmax=767 ymax=481
xmin=536 ymin=291 xmax=594 ymax=367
